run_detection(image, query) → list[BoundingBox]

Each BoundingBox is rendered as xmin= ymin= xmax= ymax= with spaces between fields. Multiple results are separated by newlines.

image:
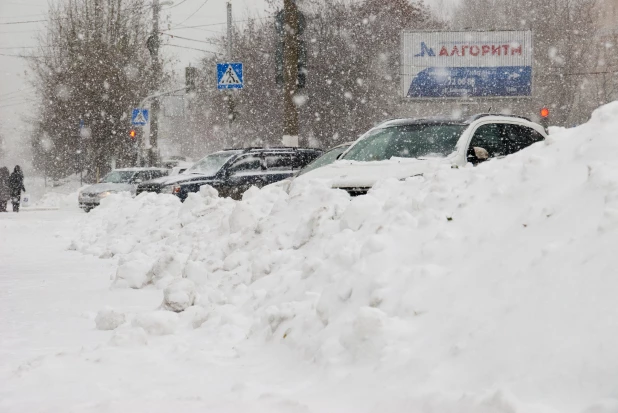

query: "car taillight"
xmin=172 ymin=186 xmax=180 ymax=194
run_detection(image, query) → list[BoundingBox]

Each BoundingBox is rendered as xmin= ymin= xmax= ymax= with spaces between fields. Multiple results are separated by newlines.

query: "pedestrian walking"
xmin=0 ymin=167 xmax=10 ymax=212
xmin=9 ymin=165 xmax=26 ymax=212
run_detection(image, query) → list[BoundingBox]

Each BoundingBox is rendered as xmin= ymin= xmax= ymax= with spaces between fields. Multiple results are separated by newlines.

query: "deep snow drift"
xmin=20 ymin=102 xmax=618 ymax=412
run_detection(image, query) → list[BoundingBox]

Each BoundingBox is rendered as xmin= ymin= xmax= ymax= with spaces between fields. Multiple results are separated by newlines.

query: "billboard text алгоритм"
xmin=401 ymin=30 xmax=533 ymax=98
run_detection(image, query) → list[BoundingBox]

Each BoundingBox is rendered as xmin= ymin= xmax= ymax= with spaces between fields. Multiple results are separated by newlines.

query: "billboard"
xmin=401 ymin=30 xmax=533 ymax=98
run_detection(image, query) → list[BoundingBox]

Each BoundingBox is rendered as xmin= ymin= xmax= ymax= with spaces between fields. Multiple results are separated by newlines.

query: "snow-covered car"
xmin=297 ymin=114 xmax=547 ymax=195
xmin=137 ymin=147 xmax=322 ymax=200
xmin=78 ymin=168 xmax=169 ymax=212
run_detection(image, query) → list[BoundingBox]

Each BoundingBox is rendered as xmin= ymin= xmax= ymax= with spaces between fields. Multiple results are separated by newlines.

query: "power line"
xmin=0 ymin=19 xmax=46 ymax=25
xmin=0 ymin=99 xmax=36 ymax=109
xmin=173 ymin=0 xmax=212 ymax=28
xmin=0 ymin=90 xmax=36 ymax=101
xmin=0 ymin=13 xmax=48 ymax=19
xmin=0 ymin=52 xmax=42 ymax=58
xmin=161 ymin=0 xmax=191 ymax=10
xmin=159 ymin=32 xmax=219 ymax=45
xmin=0 ymin=86 xmax=36 ymax=99
xmin=163 ymin=17 xmax=267 ymax=31
xmin=0 ymin=46 xmax=40 ymax=49
xmin=163 ymin=43 xmax=218 ymax=55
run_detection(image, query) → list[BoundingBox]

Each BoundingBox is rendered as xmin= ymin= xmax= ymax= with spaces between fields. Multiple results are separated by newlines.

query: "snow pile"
xmin=29 ymin=190 xmax=80 ymax=210
xmin=95 ymin=308 xmax=126 ymax=330
xmin=160 ymin=279 xmax=197 ymax=312
xmin=73 ymin=102 xmax=618 ymax=411
xmin=22 ymin=175 xmax=84 ymax=210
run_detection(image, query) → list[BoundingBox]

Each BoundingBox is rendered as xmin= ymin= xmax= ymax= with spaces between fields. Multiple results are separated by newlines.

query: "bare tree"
xmin=29 ymin=0 xmax=169 ymax=179
xmin=183 ymin=0 xmax=441 ymax=154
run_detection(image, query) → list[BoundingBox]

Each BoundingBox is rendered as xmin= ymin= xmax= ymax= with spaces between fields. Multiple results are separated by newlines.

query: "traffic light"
xmin=540 ymin=107 xmax=550 ymax=119
xmin=129 ymin=129 xmax=136 ymax=139
xmin=186 ymin=66 xmax=198 ymax=93
xmin=539 ymin=107 xmax=550 ymax=132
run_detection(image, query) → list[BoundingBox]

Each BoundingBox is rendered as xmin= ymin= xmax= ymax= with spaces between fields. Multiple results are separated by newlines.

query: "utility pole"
xmin=226 ymin=0 xmax=234 ymax=139
xmin=282 ymin=0 xmax=300 ymax=147
xmin=149 ymin=0 xmax=162 ymax=167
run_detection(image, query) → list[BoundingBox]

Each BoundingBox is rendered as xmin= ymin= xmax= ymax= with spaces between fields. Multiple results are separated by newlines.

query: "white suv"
xmin=297 ymin=114 xmax=547 ymax=195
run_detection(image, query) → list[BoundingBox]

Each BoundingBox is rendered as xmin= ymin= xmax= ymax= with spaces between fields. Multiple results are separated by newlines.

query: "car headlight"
xmin=161 ymin=185 xmax=181 ymax=195
xmin=98 ymin=191 xmax=117 ymax=198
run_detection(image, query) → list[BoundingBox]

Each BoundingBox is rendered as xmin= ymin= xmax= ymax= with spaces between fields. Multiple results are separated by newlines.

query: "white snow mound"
xmin=74 ymin=101 xmax=618 ymax=411
xmin=161 ymin=278 xmax=197 ymax=312
xmin=95 ymin=307 xmax=126 ymax=330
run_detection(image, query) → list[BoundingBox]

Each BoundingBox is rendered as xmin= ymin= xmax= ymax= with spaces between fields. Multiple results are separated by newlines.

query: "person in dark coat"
xmin=0 ymin=167 xmax=10 ymax=212
xmin=9 ymin=165 xmax=26 ymax=212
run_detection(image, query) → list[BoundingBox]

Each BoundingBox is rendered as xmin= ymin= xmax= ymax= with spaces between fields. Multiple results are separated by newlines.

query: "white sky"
xmin=0 ymin=0 xmax=453 ymax=158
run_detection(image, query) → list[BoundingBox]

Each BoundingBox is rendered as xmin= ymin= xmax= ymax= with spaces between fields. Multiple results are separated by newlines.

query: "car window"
xmin=298 ymin=145 xmax=350 ymax=176
xmin=503 ymin=124 xmax=544 ymax=154
xmin=295 ymin=150 xmax=322 ymax=168
xmin=228 ymin=155 xmax=263 ymax=175
xmin=469 ymin=124 xmax=508 ymax=158
xmin=102 ymin=171 xmax=134 ymax=183
xmin=133 ymin=171 xmax=151 ymax=182
xmin=187 ymin=151 xmax=241 ymax=175
xmin=265 ymin=153 xmax=295 ymax=171
xmin=343 ymin=124 xmax=467 ymax=162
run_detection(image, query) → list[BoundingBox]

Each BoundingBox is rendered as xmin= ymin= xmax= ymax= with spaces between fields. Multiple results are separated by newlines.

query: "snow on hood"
xmin=144 ymin=173 xmax=215 ymax=186
xmin=296 ymin=156 xmax=451 ymax=187
xmin=71 ymin=101 xmax=618 ymax=411
xmin=81 ymin=182 xmax=135 ymax=194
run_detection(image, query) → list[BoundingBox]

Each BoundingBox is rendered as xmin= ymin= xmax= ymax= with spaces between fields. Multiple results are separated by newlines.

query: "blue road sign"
xmin=217 ymin=63 xmax=243 ymax=90
xmin=132 ymin=108 xmax=149 ymax=126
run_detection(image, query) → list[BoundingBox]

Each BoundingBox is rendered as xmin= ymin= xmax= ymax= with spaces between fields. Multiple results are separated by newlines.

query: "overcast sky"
xmin=0 ymin=0 xmax=453 ymax=160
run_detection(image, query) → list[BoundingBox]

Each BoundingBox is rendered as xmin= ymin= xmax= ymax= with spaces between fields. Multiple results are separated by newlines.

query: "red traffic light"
xmin=129 ymin=129 xmax=136 ymax=139
xmin=540 ymin=107 xmax=550 ymax=118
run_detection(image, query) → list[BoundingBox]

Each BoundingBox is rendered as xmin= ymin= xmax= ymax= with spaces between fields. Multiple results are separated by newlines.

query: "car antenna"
xmin=487 ymin=106 xmax=492 ymax=113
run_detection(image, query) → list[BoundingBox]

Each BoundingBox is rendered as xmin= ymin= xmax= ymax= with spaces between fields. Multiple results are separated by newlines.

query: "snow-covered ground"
xmin=3 ymin=103 xmax=618 ymax=412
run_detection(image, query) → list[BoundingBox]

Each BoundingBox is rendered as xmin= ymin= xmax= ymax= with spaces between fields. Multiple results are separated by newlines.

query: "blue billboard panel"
xmin=407 ymin=66 xmax=532 ymax=98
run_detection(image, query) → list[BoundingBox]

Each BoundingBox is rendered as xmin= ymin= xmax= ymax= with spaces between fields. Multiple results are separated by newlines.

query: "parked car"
xmin=296 ymin=142 xmax=353 ymax=177
xmin=137 ymin=147 xmax=322 ymax=201
xmin=297 ymin=114 xmax=547 ymax=196
xmin=161 ymin=156 xmax=190 ymax=169
xmin=78 ymin=167 xmax=169 ymax=212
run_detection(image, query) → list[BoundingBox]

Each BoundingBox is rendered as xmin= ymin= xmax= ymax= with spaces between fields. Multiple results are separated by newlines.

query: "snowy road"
xmin=0 ymin=211 xmax=368 ymax=413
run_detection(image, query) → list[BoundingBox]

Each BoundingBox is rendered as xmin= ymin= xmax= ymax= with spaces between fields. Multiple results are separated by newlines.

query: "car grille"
xmin=337 ymin=187 xmax=371 ymax=197
xmin=136 ymin=184 xmax=161 ymax=195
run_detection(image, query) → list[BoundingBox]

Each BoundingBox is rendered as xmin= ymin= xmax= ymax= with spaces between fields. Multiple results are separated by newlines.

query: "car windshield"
xmin=342 ymin=124 xmax=467 ymax=162
xmin=186 ymin=151 xmax=240 ymax=175
xmin=102 ymin=171 xmax=134 ymax=183
xmin=298 ymin=144 xmax=351 ymax=176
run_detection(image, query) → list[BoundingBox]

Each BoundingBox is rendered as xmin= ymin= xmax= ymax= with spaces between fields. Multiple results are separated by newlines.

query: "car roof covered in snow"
xmin=377 ymin=113 xmax=535 ymax=128
xmin=113 ymin=167 xmax=169 ymax=172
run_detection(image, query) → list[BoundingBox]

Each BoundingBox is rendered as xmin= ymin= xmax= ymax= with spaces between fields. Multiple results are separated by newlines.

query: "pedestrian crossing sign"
xmin=217 ymin=63 xmax=244 ymax=90
xmin=131 ymin=108 xmax=149 ymax=126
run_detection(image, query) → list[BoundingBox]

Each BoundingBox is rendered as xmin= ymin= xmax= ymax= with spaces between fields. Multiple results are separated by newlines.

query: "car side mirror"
xmin=467 ymin=146 xmax=489 ymax=164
